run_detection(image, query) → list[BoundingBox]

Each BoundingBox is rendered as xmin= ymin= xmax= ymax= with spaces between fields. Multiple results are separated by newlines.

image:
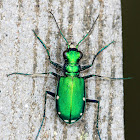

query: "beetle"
xmin=7 ymin=11 xmax=131 ymax=140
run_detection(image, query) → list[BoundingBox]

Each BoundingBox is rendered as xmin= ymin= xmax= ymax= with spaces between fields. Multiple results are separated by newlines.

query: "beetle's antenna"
xmin=48 ymin=11 xmax=70 ymax=48
xmin=76 ymin=15 xmax=99 ymax=49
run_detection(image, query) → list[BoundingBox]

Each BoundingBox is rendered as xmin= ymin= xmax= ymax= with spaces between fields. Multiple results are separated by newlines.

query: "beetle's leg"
xmin=7 ymin=72 xmax=60 ymax=78
xmin=47 ymin=91 xmax=55 ymax=97
xmin=32 ymin=30 xmax=63 ymax=71
xmin=35 ymin=91 xmax=55 ymax=140
xmin=35 ymin=91 xmax=48 ymax=140
xmin=80 ymin=41 xmax=115 ymax=71
xmin=86 ymin=99 xmax=101 ymax=140
xmin=82 ymin=74 xmax=132 ymax=80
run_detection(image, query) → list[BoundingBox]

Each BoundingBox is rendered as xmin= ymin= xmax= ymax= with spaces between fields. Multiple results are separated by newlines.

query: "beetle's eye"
xmin=79 ymin=52 xmax=83 ymax=59
xmin=63 ymin=52 xmax=67 ymax=59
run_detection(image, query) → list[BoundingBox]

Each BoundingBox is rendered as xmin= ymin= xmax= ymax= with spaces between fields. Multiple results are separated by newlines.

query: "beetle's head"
xmin=63 ymin=42 xmax=83 ymax=63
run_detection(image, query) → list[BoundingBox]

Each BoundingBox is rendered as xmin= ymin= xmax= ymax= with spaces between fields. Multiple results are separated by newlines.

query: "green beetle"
xmin=7 ymin=11 xmax=131 ymax=140
xmin=57 ymin=47 xmax=85 ymax=124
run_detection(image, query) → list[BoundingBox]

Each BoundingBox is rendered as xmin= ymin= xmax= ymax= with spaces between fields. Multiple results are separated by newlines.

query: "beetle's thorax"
xmin=63 ymin=48 xmax=83 ymax=77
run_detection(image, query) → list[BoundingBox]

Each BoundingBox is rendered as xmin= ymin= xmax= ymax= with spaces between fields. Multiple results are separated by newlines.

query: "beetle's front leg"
xmin=86 ymin=99 xmax=101 ymax=140
xmin=32 ymin=30 xmax=63 ymax=71
xmin=80 ymin=41 xmax=115 ymax=71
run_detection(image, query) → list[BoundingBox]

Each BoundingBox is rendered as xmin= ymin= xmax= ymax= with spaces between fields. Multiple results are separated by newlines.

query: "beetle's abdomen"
xmin=56 ymin=77 xmax=85 ymax=124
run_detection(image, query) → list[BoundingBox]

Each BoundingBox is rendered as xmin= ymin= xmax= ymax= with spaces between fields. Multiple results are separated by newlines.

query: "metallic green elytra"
xmin=7 ymin=11 xmax=132 ymax=140
xmin=57 ymin=76 xmax=85 ymax=124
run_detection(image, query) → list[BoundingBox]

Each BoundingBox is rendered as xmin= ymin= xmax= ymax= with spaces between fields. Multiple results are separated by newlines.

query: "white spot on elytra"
xmin=56 ymin=96 xmax=59 ymax=100
xmin=83 ymin=97 xmax=85 ymax=101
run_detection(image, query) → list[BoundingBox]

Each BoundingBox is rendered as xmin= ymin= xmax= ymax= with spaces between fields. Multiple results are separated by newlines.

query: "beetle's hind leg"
xmin=46 ymin=91 xmax=55 ymax=97
xmin=86 ymin=99 xmax=101 ymax=140
xmin=35 ymin=91 xmax=55 ymax=140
